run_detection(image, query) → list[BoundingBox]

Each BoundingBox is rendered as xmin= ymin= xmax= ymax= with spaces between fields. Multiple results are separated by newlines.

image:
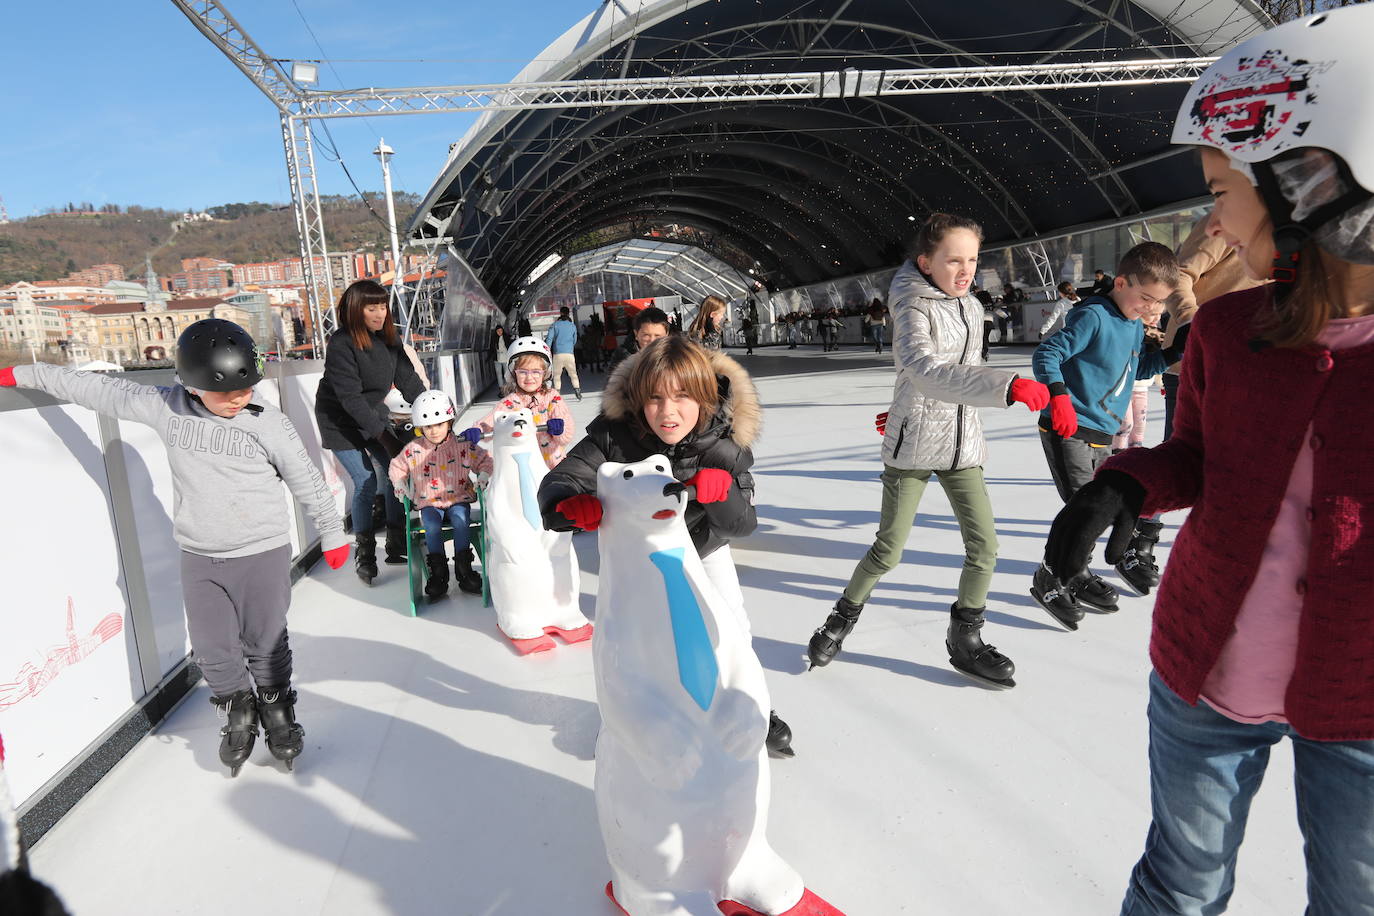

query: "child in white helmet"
xmin=1045 ymin=7 xmax=1374 ymax=912
xmin=468 ymin=336 xmax=575 ymax=468
xmin=389 ymin=389 xmax=493 ymax=598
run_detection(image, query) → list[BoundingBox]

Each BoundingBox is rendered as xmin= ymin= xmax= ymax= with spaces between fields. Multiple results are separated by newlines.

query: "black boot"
xmin=946 ymin=604 xmax=1016 ymax=689
xmin=1115 ymin=518 xmax=1163 ymax=596
xmin=354 ymin=530 xmax=377 ymax=585
xmin=454 ymin=546 xmax=483 ymax=595
xmin=807 ymin=596 xmax=864 ymax=669
xmin=424 ymin=553 xmax=449 ymax=599
xmin=213 ymin=689 xmax=258 ymax=777
xmin=257 ymin=685 xmax=304 ymax=770
xmin=383 ymin=524 xmax=407 ymax=565
xmin=1070 ymin=570 xmax=1120 ymax=613
xmin=766 ymin=710 xmax=795 ymax=758
xmin=574 ymin=388 xmax=583 ymax=401
xmin=1030 ymin=564 xmax=1085 ymax=630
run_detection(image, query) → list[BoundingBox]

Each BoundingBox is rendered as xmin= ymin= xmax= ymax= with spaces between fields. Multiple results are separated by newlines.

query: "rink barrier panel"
xmin=0 ymin=347 xmax=493 ymax=847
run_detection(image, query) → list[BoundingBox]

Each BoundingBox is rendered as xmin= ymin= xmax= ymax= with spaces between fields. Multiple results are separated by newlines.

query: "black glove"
xmin=1044 ymin=470 xmax=1146 ymax=582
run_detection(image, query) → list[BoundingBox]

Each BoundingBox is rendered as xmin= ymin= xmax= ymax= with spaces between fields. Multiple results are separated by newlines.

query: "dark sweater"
xmin=1104 ymin=287 xmax=1374 ymax=741
xmin=314 ymin=329 xmax=425 ymax=451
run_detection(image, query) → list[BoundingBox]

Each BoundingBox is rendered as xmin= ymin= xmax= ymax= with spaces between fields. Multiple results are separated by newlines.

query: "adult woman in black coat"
xmin=315 ymin=280 xmax=426 ymax=584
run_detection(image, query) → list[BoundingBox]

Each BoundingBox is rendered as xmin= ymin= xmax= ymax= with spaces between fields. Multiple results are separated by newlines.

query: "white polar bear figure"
xmin=485 ymin=408 xmax=591 ymax=654
xmin=594 ymin=456 xmax=843 ymax=916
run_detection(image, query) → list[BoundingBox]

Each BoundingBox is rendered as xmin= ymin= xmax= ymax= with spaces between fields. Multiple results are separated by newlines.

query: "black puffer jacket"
xmin=538 ymin=349 xmax=761 ymax=558
xmin=314 ymin=329 xmax=426 ymax=451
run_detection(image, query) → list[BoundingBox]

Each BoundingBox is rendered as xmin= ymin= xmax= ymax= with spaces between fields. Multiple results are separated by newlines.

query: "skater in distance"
xmin=1 ymin=319 xmax=350 ymax=776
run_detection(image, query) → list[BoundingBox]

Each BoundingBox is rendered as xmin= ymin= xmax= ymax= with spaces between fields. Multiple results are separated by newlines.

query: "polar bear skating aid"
xmin=485 ymin=409 xmax=590 ymax=654
xmin=593 ymin=456 xmax=843 ymax=916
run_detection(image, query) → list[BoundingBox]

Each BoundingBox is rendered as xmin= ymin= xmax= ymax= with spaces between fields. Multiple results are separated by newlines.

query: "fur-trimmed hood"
xmin=600 ymin=346 xmax=761 ymax=449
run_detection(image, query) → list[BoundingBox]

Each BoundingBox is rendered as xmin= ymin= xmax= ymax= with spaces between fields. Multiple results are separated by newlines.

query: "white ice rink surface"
xmin=31 ymin=348 xmax=1308 ymax=915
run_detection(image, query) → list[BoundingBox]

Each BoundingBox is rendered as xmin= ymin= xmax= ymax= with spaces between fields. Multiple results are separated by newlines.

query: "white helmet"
xmin=506 ymin=335 xmax=551 ymax=368
xmin=383 ymin=388 xmax=412 ymax=417
xmin=411 ymin=389 xmax=455 ymax=428
xmin=1172 ymin=6 xmax=1374 ymax=269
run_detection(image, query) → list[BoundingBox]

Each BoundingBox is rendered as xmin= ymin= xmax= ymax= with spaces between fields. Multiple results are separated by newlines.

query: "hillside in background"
xmin=0 ymin=193 xmax=419 ymax=286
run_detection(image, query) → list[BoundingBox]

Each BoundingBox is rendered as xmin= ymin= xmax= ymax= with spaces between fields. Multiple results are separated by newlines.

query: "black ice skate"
xmin=807 ymin=596 xmax=864 ymax=669
xmin=454 ymin=547 xmax=483 ymax=595
xmin=1070 ymin=571 xmax=1120 ymax=613
xmin=424 ymin=553 xmax=450 ymax=599
xmin=1115 ymin=518 xmax=1163 ymax=596
xmin=766 ymin=710 xmax=795 ymax=758
xmin=257 ymin=685 xmax=305 ymax=771
xmin=945 ymin=604 xmax=1016 ymax=689
xmin=1030 ymin=564 xmax=1085 ymax=631
xmin=213 ymin=689 xmax=258 ymax=777
xmin=354 ymin=531 xmax=378 ymax=586
xmin=383 ymin=524 xmax=407 ymax=565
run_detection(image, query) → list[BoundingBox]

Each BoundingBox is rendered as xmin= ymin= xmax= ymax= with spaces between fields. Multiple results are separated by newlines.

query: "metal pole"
xmin=373 ymin=139 xmax=409 ymax=342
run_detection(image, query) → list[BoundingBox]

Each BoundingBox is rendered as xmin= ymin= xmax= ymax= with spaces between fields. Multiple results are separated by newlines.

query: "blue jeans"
xmin=333 ymin=441 xmax=402 ymax=535
xmin=420 ymin=503 xmax=471 ymax=555
xmin=1121 ymin=671 xmax=1374 ymax=916
xmin=868 ymin=325 xmax=883 ymax=349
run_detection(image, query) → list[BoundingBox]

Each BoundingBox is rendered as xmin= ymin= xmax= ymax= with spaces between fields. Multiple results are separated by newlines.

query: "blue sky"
xmin=2 ymin=1 xmax=596 ymax=218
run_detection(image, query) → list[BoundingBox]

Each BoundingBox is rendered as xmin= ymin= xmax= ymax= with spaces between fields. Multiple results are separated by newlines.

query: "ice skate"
xmin=213 ymin=689 xmax=258 ymax=777
xmin=945 ymin=604 xmax=1016 ymax=689
xmin=424 ymin=553 xmax=449 ymax=599
xmin=257 ymin=685 xmax=304 ymax=771
xmin=1115 ymin=518 xmax=1163 ymax=596
xmin=353 ymin=530 xmax=377 ymax=586
xmin=766 ymin=710 xmax=795 ymax=758
xmin=1030 ymin=564 xmax=1084 ymax=631
xmin=807 ymin=596 xmax=863 ymax=669
xmin=453 ymin=546 xmax=483 ymax=595
xmin=383 ymin=524 xmax=406 ymax=565
xmin=1070 ymin=571 xmax=1120 ymax=613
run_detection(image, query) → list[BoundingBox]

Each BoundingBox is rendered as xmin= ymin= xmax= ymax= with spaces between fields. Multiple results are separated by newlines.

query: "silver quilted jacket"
xmin=881 ymin=261 xmax=1018 ymax=471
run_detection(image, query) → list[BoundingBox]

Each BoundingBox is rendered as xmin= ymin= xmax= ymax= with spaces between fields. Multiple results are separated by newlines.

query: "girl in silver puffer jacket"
xmin=806 ymin=213 xmax=1049 ymax=688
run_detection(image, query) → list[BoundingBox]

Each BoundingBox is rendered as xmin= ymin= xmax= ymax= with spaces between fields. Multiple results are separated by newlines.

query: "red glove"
xmin=1009 ymin=378 xmax=1050 ymax=411
xmin=687 ymin=468 xmax=732 ymax=504
xmin=323 ymin=544 xmax=350 ymax=570
xmin=556 ymin=494 xmax=603 ymax=531
xmin=875 ymin=411 xmax=888 ymax=436
xmin=0 ymin=367 xmax=16 ymax=387
xmin=1050 ymin=394 xmax=1078 ymax=438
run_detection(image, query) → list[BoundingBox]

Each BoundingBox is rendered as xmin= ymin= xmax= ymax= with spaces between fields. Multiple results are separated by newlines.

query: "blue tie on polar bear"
xmin=593 ymin=456 xmax=844 ymax=916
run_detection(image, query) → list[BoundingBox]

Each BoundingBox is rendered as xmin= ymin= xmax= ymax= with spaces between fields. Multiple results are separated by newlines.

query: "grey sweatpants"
xmin=1039 ymin=428 xmax=1110 ymax=503
xmin=181 ymin=544 xmax=293 ymax=697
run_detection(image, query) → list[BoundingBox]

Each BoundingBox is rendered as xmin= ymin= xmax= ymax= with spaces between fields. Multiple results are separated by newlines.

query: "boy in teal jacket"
xmin=1030 ymin=242 xmax=1187 ymax=624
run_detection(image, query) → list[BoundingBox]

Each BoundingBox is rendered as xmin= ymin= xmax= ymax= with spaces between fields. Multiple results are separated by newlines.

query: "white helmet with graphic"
xmin=1172 ymin=5 xmax=1374 ymax=269
xmin=410 ymin=389 xmax=455 ymax=428
xmin=383 ymin=388 xmax=412 ymax=418
xmin=506 ymin=335 xmax=551 ymax=368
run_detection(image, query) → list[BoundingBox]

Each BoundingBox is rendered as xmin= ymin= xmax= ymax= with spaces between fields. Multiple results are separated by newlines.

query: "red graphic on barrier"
xmin=0 ymin=598 xmax=124 ymax=710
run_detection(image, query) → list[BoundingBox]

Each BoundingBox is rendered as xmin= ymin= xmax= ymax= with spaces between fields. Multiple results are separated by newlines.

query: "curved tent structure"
xmin=410 ymin=0 xmax=1270 ymax=307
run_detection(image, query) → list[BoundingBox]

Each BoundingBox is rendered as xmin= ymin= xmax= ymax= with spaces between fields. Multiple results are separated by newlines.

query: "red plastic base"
xmin=508 ymin=633 xmax=556 ymax=655
xmin=549 ymin=623 xmax=594 ymax=644
xmin=605 ymin=882 xmax=844 ymax=916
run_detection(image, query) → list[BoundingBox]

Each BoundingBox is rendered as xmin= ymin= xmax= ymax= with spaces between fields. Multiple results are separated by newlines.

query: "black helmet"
xmin=176 ymin=319 xmax=263 ymax=391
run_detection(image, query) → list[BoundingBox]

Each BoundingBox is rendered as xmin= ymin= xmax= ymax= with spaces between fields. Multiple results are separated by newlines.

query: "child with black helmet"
xmin=1045 ymin=7 xmax=1374 ymax=911
xmin=0 ymin=318 xmax=349 ymax=777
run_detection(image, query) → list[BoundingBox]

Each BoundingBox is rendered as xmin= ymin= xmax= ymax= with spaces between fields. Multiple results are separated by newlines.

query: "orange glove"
xmin=324 ymin=544 xmax=350 ymax=570
xmin=687 ymin=468 xmax=732 ymax=504
xmin=556 ymin=494 xmax=603 ymax=531
xmin=1050 ymin=394 xmax=1079 ymax=439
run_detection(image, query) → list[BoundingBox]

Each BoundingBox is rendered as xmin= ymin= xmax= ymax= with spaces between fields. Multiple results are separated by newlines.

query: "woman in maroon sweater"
xmin=1045 ymin=9 xmax=1374 ymax=915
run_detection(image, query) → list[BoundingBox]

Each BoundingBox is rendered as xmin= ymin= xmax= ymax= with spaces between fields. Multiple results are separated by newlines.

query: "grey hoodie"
xmin=15 ymin=363 xmax=346 ymax=559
